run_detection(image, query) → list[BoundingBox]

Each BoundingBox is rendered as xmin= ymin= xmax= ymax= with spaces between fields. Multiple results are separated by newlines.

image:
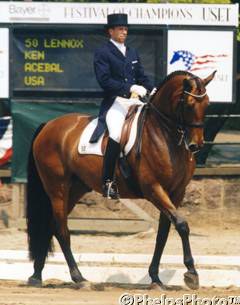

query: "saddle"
xmin=100 ymin=105 xmax=138 ymax=154
xmin=78 ymin=104 xmax=143 ymax=157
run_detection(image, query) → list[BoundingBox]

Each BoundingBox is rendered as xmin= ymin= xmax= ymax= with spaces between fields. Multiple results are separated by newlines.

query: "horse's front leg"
xmin=148 ymin=212 xmax=171 ymax=289
xmin=148 ymin=183 xmax=199 ymax=290
xmin=174 ymin=212 xmax=199 ymax=290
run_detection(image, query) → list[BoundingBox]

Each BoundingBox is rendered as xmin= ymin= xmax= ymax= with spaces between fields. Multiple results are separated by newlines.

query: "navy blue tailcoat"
xmin=90 ymin=40 xmax=153 ymax=143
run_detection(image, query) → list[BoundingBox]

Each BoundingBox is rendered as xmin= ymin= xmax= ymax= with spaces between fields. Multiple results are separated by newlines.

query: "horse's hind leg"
xmin=28 ymin=231 xmax=53 ymax=287
xmin=50 ymin=179 xmax=88 ymax=284
xmin=53 ymin=200 xmax=86 ymax=283
xmin=27 ymin=145 xmax=55 ymax=287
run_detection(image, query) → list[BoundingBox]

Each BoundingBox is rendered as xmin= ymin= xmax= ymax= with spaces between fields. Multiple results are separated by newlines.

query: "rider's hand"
xmin=130 ymin=85 xmax=147 ymax=98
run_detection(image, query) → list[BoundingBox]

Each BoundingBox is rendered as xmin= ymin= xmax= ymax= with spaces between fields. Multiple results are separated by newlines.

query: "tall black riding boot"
xmin=102 ymin=138 xmax=121 ymax=199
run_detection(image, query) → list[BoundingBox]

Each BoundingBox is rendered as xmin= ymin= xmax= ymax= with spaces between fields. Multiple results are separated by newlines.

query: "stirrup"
xmin=102 ymin=180 xmax=119 ymax=199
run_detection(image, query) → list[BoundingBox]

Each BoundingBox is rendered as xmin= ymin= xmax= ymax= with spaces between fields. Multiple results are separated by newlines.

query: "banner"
xmin=167 ymin=30 xmax=234 ymax=103
xmin=0 ymin=2 xmax=238 ymax=26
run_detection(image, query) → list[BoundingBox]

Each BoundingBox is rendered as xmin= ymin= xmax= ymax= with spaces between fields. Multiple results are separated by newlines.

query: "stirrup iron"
xmin=103 ymin=180 xmax=119 ymax=200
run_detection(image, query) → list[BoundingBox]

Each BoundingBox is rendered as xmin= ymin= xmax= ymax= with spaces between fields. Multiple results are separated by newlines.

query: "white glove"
xmin=150 ymin=87 xmax=157 ymax=96
xmin=130 ymin=85 xmax=147 ymax=98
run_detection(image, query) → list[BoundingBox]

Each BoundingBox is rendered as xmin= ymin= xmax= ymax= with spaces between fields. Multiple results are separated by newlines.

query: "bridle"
xmin=148 ymin=85 xmax=207 ymax=129
xmin=176 ymin=77 xmax=207 ymax=129
xmin=146 ymin=76 xmax=207 ymax=151
xmin=184 ymin=90 xmax=207 ymax=99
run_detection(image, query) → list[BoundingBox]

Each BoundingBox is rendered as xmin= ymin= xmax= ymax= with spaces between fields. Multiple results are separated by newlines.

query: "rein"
xmin=148 ymin=102 xmax=174 ymax=132
xmin=134 ymin=95 xmax=174 ymax=158
xmin=146 ymin=100 xmax=189 ymax=151
xmin=147 ymin=101 xmax=190 ymax=149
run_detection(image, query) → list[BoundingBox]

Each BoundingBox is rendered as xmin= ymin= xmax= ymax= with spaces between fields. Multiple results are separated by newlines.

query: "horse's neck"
xmin=143 ymin=109 xmax=192 ymax=179
xmin=145 ymin=76 xmax=184 ymax=141
xmin=144 ymin=106 xmax=192 ymax=166
xmin=151 ymin=80 xmax=180 ymax=117
xmin=145 ymin=109 xmax=175 ymax=141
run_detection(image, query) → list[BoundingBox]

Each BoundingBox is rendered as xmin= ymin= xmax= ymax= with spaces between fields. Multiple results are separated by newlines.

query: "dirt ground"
xmin=0 ymin=180 xmax=240 ymax=304
xmin=0 ymin=226 xmax=240 ymax=304
xmin=0 ymin=280 xmax=240 ymax=305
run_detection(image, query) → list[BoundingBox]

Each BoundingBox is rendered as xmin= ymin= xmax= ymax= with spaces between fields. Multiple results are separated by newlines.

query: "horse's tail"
xmin=26 ymin=123 xmax=53 ymax=260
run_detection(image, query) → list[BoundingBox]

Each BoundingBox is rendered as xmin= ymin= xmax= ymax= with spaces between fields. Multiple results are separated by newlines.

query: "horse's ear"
xmin=203 ymin=70 xmax=217 ymax=86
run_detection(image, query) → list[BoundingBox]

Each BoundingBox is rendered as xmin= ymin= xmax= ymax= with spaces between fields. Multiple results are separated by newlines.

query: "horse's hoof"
xmin=149 ymin=282 xmax=167 ymax=291
xmin=184 ymin=271 xmax=199 ymax=290
xmin=71 ymin=269 xmax=86 ymax=284
xmin=27 ymin=276 xmax=42 ymax=287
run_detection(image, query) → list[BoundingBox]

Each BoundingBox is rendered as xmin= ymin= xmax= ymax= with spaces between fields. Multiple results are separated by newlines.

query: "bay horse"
xmin=26 ymin=70 xmax=216 ymax=290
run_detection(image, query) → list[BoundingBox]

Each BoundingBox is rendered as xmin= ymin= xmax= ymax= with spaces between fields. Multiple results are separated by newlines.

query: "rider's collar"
xmin=110 ymin=39 xmax=126 ymax=56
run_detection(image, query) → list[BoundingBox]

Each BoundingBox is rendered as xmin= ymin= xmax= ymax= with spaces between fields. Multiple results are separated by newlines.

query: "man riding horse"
xmin=90 ymin=13 xmax=155 ymax=199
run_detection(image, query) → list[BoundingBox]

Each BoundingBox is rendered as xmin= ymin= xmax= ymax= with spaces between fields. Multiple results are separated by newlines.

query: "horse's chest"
xmin=163 ymin=148 xmax=193 ymax=184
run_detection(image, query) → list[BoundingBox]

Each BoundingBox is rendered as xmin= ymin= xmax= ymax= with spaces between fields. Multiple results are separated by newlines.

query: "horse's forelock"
xmin=194 ymin=77 xmax=204 ymax=92
xmin=186 ymin=75 xmax=206 ymax=95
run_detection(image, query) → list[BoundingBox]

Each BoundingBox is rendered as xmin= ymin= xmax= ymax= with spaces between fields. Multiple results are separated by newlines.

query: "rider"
xmin=90 ymin=13 xmax=154 ymax=199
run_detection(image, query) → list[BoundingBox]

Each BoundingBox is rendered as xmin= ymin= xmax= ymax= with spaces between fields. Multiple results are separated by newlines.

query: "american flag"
xmin=170 ymin=50 xmax=228 ymax=72
xmin=0 ymin=117 xmax=12 ymax=166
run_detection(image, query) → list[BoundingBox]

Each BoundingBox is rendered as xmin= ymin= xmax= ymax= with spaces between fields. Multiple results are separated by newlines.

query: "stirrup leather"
xmin=102 ymin=180 xmax=119 ymax=199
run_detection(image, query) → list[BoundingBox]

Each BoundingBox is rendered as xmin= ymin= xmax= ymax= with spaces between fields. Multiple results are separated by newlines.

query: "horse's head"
xmin=176 ymin=71 xmax=216 ymax=152
xmin=151 ymin=70 xmax=216 ymax=153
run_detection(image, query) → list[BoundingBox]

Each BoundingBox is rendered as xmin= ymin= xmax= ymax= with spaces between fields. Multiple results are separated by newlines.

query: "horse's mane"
xmin=156 ymin=70 xmax=195 ymax=91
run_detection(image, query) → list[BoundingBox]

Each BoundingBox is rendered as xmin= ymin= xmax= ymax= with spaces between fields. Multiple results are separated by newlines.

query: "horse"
xmin=26 ymin=70 xmax=216 ymax=290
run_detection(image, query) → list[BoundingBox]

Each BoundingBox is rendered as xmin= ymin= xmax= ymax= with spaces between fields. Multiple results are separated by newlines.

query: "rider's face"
xmin=108 ymin=26 xmax=128 ymax=44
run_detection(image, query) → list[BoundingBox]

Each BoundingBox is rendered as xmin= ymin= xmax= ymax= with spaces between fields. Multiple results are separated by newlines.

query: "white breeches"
xmin=106 ymin=97 xmax=143 ymax=143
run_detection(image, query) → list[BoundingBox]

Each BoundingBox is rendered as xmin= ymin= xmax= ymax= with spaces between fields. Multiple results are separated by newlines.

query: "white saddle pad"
xmin=78 ymin=104 xmax=143 ymax=156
